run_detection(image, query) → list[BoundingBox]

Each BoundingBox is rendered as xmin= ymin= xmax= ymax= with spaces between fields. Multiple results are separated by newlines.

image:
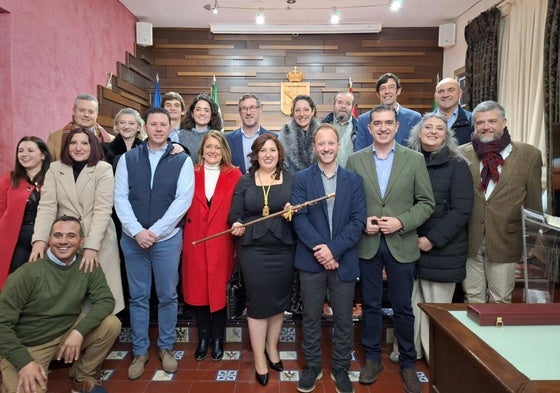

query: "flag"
xmin=152 ymin=74 xmax=162 ymax=108
xmin=211 ymin=75 xmax=223 ymax=131
xmin=431 ymin=73 xmax=440 ymax=112
xmin=211 ymin=75 xmax=221 ymax=111
xmin=348 ymin=77 xmax=358 ymax=119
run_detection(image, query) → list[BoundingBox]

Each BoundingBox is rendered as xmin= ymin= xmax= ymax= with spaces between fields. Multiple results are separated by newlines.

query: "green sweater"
xmin=0 ymin=255 xmax=115 ymax=370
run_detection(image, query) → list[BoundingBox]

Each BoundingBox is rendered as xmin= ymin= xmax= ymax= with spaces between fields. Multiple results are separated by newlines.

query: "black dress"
xmin=228 ymin=171 xmax=296 ymax=319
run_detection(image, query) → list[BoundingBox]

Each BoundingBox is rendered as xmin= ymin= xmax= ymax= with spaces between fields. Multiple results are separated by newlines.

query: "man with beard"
xmin=461 ymin=100 xmax=542 ymax=303
xmin=355 ymin=73 xmax=421 ymax=150
xmin=47 ymin=94 xmax=114 ymax=161
xmin=226 ymin=94 xmax=272 ymax=174
xmin=292 ymin=123 xmax=365 ymax=393
xmin=321 ymin=91 xmax=358 ymax=167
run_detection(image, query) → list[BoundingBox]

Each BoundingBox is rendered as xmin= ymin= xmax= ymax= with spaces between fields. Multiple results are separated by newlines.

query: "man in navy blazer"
xmin=433 ymin=78 xmax=473 ymax=145
xmin=292 ymin=123 xmax=366 ymax=393
xmin=225 ymin=94 xmax=273 ymax=174
xmin=355 ymin=73 xmax=421 ymax=150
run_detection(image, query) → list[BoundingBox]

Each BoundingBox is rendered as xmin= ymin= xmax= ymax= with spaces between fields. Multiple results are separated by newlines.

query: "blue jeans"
xmin=359 ymin=237 xmax=417 ymax=368
xmin=121 ymin=231 xmax=182 ymax=355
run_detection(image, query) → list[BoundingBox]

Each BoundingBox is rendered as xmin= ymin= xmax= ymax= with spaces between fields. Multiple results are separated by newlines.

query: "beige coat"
xmin=462 ymin=141 xmax=543 ymax=264
xmin=32 ymin=161 xmax=124 ymax=313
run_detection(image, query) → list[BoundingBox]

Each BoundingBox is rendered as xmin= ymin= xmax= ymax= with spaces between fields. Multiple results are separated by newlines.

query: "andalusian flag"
xmin=211 ymin=75 xmax=223 ymax=131
xmin=211 ymin=75 xmax=221 ymax=110
xmin=153 ymin=73 xmax=162 ymax=108
xmin=432 ymin=73 xmax=440 ymax=112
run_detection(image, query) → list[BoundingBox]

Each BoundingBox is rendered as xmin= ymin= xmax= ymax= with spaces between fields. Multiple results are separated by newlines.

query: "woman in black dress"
xmin=229 ymin=134 xmax=296 ymax=386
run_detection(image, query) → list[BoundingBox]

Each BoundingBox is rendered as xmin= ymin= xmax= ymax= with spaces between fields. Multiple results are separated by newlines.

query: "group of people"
xmin=0 ymin=70 xmax=543 ymax=393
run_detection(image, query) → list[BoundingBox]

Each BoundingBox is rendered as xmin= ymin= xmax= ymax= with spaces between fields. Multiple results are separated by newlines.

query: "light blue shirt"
xmin=168 ymin=126 xmax=181 ymax=143
xmin=372 ymin=142 xmax=396 ymax=198
xmin=114 ymin=143 xmax=195 ymax=242
xmin=47 ymin=248 xmax=76 ymax=266
xmin=241 ymin=127 xmax=263 ymax=171
xmin=435 ymin=107 xmax=459 ymax=129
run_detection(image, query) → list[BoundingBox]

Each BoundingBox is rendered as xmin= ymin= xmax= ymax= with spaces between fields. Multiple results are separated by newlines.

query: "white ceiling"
xmin=119 ymin=0 xmax=482 ymax=29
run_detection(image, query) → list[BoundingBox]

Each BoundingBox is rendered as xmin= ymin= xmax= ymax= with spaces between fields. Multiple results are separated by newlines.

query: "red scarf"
xmin=472 ymin=127 xmax=511 ymax=192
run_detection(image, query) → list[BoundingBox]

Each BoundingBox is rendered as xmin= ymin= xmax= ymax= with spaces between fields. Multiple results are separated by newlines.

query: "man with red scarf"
xmin=461 ymin=100 xmax=542 ymax=303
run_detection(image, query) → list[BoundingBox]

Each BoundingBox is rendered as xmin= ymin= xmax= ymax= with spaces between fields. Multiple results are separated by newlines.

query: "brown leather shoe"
xmin=71 ymin=377 xmax=108 ymax=393
xmin=358 ymin=359 xmax=383 ymax=384
xmin=402 ymin=367 xmax=422 ymax=393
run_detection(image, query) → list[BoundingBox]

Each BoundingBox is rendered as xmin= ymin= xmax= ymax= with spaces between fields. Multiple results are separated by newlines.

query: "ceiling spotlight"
xmin=256 ymin=8 xmax=265 ymax=24
xmin=389 ymin=0 xmax=402 ymax=12
xmin=330 ymin=8 xmax=340 ymax=24
xmin=286 ymin=0 xmax=296 ymax=3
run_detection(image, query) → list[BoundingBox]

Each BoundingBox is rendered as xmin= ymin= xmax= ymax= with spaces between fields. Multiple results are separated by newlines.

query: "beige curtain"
xmin=498 ymin=0 xmax=547 ymax=186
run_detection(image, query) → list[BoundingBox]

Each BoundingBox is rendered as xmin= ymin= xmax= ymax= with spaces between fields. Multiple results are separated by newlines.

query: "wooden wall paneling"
xmin=117 ymin=63 xmax=151 ymax=90
xmin=152 ymin=27 xmax=442 ymax=127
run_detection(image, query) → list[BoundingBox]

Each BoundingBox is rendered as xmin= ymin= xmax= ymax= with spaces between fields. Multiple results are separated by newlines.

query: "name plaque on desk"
xmin=467 ymin=303 xmax=560 ymax=326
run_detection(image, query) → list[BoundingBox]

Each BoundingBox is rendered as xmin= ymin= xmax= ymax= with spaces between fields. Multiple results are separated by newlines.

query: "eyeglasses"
xmin=239 ymin=105 xmax=260 ymax=113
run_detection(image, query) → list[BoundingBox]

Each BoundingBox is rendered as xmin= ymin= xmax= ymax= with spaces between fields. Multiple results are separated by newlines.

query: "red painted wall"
xmin=0 ymin=0 xmax=137 ymax=173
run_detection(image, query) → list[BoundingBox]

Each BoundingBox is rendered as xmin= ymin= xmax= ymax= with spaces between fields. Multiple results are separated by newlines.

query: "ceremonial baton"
xmin=192 ymin=192 xmax=335 ymax=245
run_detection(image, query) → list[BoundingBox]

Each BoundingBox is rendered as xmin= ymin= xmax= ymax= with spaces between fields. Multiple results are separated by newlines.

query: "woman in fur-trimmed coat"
xmin=279 ymin=95 xmax=321 ymax=173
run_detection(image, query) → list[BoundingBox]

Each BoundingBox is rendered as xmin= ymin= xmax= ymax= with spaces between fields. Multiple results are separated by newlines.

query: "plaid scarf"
xmin=472 ymin=127 xmax=511 ymax=192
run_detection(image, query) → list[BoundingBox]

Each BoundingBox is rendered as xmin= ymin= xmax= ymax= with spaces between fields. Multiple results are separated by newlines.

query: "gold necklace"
xmin=257 ymin=171 xmax=275 ymax=216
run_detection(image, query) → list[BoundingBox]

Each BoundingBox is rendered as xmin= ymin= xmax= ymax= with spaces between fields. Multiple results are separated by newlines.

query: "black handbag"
xmin=227 ymin=265 xmax=247 ymax=319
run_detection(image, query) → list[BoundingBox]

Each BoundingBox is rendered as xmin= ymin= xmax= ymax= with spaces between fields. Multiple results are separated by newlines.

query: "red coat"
xmin=182 ymin=165 xmax=242 ymax=312
xmin=0 ymin=173 xmax=36 ymax=289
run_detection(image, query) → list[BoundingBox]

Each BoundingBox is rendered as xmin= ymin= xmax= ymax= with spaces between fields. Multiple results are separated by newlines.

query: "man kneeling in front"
xmin=0 ymin=215 xmax=121 ymax=393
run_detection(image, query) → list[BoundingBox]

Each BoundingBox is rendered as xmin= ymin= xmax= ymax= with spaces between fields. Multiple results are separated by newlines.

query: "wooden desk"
xmin=419 ymin=303 xmax=560 ymax=393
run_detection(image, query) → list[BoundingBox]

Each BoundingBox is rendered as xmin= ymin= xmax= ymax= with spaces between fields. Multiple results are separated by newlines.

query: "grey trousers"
xmin=299 ymin=269 xmax=355 ymax=371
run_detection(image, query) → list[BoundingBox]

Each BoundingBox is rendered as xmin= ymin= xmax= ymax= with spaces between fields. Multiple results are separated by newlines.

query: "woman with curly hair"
xmin=180 ymin=94 xmax=222 ymax=162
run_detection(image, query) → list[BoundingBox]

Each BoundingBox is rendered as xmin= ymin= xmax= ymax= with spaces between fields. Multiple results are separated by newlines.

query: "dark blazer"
xmin=226 ymin=127 xmax=273 ymax=174
xmin=416 ymin=147 xmax=473 ymax=283
xmin=449 ymin=106 xmax=473 ymax=145
xmin=461 ymin=141 xmax=542 ymax=264
xmin=355 ymin=106 xmax=421 ymax=150
xmin=346 ymin=143 xmax=435 ymax=262
xmin=102 ymin=134 xmax=143 ymax=171
xmin=291 ymin=163 xmax=366 ymax=282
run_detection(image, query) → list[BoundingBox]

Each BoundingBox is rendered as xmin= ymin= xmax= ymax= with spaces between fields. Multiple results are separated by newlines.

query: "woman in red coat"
xmin=0 ymin=136 xmax=52 ymax=289
xmin=182 ymin=130 xmax=242 ymax=361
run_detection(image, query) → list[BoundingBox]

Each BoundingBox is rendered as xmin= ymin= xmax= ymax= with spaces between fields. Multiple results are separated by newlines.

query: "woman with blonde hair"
xmin=182 ymin=130 xmax=242 ymax=361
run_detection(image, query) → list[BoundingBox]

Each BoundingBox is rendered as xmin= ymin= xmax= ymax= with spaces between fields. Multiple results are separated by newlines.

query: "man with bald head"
xmin=322 ymin=91 xmax=358 ymax=167
xmin=433 ymin=78 xmax=473 ymax=145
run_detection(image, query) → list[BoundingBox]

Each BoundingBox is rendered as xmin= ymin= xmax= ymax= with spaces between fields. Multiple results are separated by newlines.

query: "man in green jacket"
xmin=346 ymin=105 xmax=434 ymax=393
xmin=0 ymin=216 xmax=121 ymax=393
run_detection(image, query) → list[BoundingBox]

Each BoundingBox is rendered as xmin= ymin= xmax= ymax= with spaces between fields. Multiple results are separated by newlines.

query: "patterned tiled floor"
xmin=21 ymin=323 xmax=430 ymax=393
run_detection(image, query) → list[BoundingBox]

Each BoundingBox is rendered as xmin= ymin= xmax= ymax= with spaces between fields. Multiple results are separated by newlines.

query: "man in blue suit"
xmin=355 ymin=73 xmax=421 ymax=150
xmin=292 ymin=123 xmax=366 ymax=393
xmin=225 ymin=94 xmax=272 ymax=174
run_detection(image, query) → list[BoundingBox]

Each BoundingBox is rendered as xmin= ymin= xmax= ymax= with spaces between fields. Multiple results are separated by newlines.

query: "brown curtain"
xmin=544 ymin=0 xmax=560 ymax=212
xmin=464 ymin=7 xmax=501 ymax=110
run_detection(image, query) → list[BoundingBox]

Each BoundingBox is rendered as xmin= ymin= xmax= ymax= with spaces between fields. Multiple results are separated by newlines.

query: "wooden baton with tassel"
xmin=191 ymin=192 xmax=335 ymax=245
